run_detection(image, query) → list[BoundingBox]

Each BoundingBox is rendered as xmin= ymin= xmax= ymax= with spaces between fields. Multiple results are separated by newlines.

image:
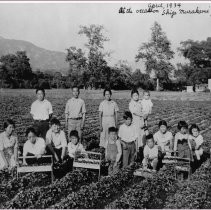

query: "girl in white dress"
xmin=188 ymin=124 xmax=204 ymax=160
xmin=99 ymin=89 xmax=119 ymax=148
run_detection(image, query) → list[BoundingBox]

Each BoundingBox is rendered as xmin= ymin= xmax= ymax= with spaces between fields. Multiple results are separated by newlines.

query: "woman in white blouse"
xmin=99 ymin=89 xmax=119 ymax=148
xmin=0 ymin=119 xmax=18 ymax=169
xmin=23 ymin=127 xmax=46 ymax=165
xmin=153 ymin=120 xmax=173 ymax=155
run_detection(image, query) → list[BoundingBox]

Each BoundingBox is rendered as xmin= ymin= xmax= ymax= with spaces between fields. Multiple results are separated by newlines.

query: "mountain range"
xmin=0 ymin=36 xmax=69 ymax=75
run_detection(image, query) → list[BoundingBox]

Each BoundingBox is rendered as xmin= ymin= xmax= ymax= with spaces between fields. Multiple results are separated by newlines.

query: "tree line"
xmin=0 ymin=22 xmax=210 ymax=91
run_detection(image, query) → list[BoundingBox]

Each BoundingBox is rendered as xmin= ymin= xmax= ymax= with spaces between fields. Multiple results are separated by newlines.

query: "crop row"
xmin=164 ymin=159 xmax=211 ymax=208
xmin=0 ymin=170 xmax=49 ymax=208
xmin=107 ymin=164 xmax=177 ymax=209
xmin=4 ymin=168 xmax=98 ymax=209
xmin=52 ymin=164 xmax=137 ymax=209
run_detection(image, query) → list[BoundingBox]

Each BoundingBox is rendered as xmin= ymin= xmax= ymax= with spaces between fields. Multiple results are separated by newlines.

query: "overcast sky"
xmin=0 ymin=2 xmax=210 ymax=71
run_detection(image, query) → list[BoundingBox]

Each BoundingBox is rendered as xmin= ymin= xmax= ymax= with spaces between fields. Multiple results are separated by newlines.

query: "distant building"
xmin=186 ymin=86 xmax=193 ymax=92
xmin=208 ymin=79 xmax=211 ymax=90
xmin=195 ymin=84 xmax=208 ymax=92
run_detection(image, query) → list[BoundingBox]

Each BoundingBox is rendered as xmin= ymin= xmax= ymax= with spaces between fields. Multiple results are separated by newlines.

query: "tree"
xmin=135 ymin=21 xmax=175 ymax=91
xmin=66 ymin=47 xmax=87 ymax=75
xmin=176 ymin=38 xmax=211 ymax=86
xmin=78 ymin=24 xmax=110 ymax=89
xmin=66 ymin=47 xmax=88 ymax=88
xmin=131 ymin=69 xmax=154 ymax=90
xmin=0 ymin=63 xmax=8 ymax=88
xmin=0 ymin=51 xmax=33 ymax=88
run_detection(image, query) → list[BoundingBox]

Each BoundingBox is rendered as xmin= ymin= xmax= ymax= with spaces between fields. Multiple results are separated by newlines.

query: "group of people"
xmin=0 ymin=87 xmax=205 ymax=177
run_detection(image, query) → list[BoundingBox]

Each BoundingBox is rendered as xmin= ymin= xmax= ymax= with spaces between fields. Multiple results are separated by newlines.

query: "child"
xmin=67 ymin=130 xmax=86 ymax=159
xmin=65 ymin=86 xmax=86 ymax=139
xmin=46 ymin=118 xmax=67 ymax=163
xmin=118 ymin=111 xmax=138 ymax=168
xmin=142 ymin=134 xmax=158 ymax=172
xmin=105 ymin=127 xmax=122 ymax=175
xmin=99 ymin=89 xmax=119 ymax=148
xmin=0 ymin=119 xmax=17 ymax=169
xmin=129 ymin=89 xmax=145 ymax=154
xmin=141 ymin=90 xmax=153 ymax=127
xmin=174 ymin=121 xmax=192 ymax=159
xmin=189 ymin=124 xmax=204 ymax=160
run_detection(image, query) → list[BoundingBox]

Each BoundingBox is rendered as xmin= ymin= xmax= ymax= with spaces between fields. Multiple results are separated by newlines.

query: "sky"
xmin=0 ymin=1 xmax=210 ymax=72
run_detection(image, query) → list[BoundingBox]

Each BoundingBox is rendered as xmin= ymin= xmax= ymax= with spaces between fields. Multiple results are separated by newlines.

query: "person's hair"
xmin=50 ymin=118 xmax=61 ymax=126
xmin=26 ymin=127 xmax=38 ymax=137
xmin=158 ymin=120 xmax=167 ymax=128
xmin=36 ymin=88 xmax=45 ymax=96
xmin=143 ymin=90 xmax=150 ymax=96
xmin=4 ymin=119 xmax=15 ymax=130
xmin=131 ymin=89 xmax=139 ymax=97
xmin=123 ymin=111 xmax=133 ymax=120
xmin=177 ymin=121 xmax=188 ymax=130
xmin=108 ymin=127 xmax=118 ymax=133
xmin=103 ymin=88 xmax=112 ymax=96
xmin=146 ymin=134 xmax=154 ymax=143
xmin=72 ymin=86 xmax=80 ymax=92
xmin=189 ymin=124 xmax=200 ymax=135
xmin=69 ymin=130 xmax=79 ymax=139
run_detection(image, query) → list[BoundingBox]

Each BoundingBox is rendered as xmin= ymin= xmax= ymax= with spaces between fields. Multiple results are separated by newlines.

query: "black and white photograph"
xmin=0 ymin=1 xmax=211 ymax=209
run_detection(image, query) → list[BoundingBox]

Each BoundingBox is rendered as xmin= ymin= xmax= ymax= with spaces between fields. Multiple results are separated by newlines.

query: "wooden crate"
xmin=17 ymin=155 xmax=54 ymax=182
xmin=73 ymin=151 xmax=102 ymax=179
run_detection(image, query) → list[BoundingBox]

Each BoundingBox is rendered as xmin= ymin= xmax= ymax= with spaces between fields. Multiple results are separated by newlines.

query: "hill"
xmin=0 ymin=36 xmax=69 ymax=75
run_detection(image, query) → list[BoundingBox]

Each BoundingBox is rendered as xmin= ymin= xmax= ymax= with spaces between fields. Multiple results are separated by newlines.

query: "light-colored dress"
xmin=188 ymin=134 xmax=204 ymax=159
xmin=99 ymin=100 xmax=119 ymax=148
xmin=129 ymin=100 xmax=145 ymax=148
xmin=0 ymin=132 xmax=17 ymax=169
xmin=154 ymin=131 xmax=173 ymax=152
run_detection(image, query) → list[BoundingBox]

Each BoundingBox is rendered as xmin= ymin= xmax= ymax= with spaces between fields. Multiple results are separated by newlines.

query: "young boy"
xmin=67 ymin=130 xmax=86 ymax=159
xmin=118 ymin=111 xmax=138 ymax=168
xmin=141 ymin=91 xmax=153 ymax=127
xmin=46 ymin=118 xmax=67 ymax=163
xmin=65 ymin=86 xmax=86 ymax=140
xmin=30 ymin=88 xmax=53 ymax=139
xmin=142 ymin=134 xmax=158 ymax=172
xmin=105 ymin=127 xmax=122 ymax=175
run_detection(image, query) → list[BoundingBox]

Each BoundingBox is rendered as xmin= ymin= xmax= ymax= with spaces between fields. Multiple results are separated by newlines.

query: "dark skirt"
xmin=177 ymin=139 xmax=192 ymax=159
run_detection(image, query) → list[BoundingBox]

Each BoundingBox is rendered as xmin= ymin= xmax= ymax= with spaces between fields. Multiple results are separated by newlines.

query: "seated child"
xmin=188 ymin=124 xmax=204 ymax=160
xmin=142 ymin=134 xmax=158 ymax=172
xmin=141 ymin=90 xmax=153 ymax=127
xmin=68 ymin=130 xmax=85 ymax=159
xmin=105 ymin=127 xmax=122 ymax=175
xmin=118 ymin=111 xmax=138 ymax=168
xmin=23 ymin=127 xmax=46 ymax=165
xmin=154 ymin=120 xmax=173 ymax=156
xmin=174 ymin=121 xmax=192 ymax=159
xmin=46 ymin=118 xmax=67 ymax=163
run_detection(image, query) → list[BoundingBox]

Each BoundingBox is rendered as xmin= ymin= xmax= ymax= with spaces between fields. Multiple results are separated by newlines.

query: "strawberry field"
xmin=0 ymin=89 xmax=211 ymax=209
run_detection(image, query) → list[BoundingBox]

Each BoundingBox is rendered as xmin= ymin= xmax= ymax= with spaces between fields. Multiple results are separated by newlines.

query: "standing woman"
xmin=0 ymin=119 xmax=18 ymax=169
xmin=99 ymin=89 xmax=119 ymax=148
xmin=129 ymin=89 xmax=145 ymax=160
xmin=30 ymin=88 xmax=53 ymax=140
